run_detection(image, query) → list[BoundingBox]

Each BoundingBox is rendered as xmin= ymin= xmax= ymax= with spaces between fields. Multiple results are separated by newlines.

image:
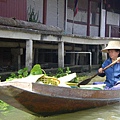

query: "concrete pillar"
xmin=25 ymin=39 xmax=33 ymax=71
xmin=76 ymin=53 xmax=79 ymax=65
xmin=18 ymin=55 xmax=21 ymax=70
xmin=92 ymin=46 xmax=96 ymax=64
xmin=11 ymin=48 xmax=23 ymax=70
xmin=92 ymin=46 xmax=99 ymax=65
xmin=41 ymin=52 xmax=45 ymax=63
xmin=58 ymin=42 xmax=64 ymax=68
xmin=70 ymin=44 xmax=75 ymax=65
xmin=79 ymin=54 xmax=85 ymax=65
xmin=96 ymin=46 xmax=99 ymax=64
xmin=80 ymin=45 xmax=86 ymax=65
xmin=70 ymin=53 xmax=75 ymax=65
xmin=35 ymin=49 xmax=39 ymax=64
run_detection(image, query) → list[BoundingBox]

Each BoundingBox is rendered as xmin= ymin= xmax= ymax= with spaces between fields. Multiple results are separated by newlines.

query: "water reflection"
xmin=34 ymin=103 xmax=120 ymax=120
xmin=0 ymin=102 xmax=120 ymax=120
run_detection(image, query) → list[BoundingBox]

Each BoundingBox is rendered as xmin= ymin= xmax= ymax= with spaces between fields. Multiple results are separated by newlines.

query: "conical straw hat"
xmin=101 ymin=41 xmax=120 ymax=53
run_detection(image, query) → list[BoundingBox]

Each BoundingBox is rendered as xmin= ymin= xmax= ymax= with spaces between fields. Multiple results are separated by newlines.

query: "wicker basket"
xmin=37 ymin=75 xmax=60 ymax=86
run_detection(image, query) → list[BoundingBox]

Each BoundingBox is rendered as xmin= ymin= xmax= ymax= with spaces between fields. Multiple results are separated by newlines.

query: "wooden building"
xmin=0 ymin=0 xmax=119 ymax=76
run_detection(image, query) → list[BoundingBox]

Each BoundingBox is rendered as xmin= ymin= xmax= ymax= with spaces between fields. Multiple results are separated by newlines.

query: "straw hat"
xmin=101 ymin=41 xmax=120 ymax=53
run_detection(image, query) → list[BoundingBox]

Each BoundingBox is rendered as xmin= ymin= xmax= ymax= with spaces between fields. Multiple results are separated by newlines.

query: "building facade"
xmin=0 ymin=0 xmax=119 ymax=76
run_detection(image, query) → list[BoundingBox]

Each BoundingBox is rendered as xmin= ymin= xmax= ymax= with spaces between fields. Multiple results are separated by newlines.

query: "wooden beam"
xmin=58 ymin=42 xmax=64 ymax=68
xmin=43 ymin=0 xmax=47 ymax=24
xmin=87 ymin=0 xmax=91 ymax=36
xmin=0 ymin=41 xmax=82 ymax=51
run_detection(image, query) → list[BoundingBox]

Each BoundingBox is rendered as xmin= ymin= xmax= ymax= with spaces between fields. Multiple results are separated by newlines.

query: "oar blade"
xmin=77 ymin=78 xmax=91 ymax=87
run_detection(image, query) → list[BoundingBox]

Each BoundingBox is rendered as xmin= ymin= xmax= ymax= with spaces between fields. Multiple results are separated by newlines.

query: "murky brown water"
xmin=0 ymin=103 xmax=120 ymax=120
xmin=0 ymin=75 xmax=120 ymax=120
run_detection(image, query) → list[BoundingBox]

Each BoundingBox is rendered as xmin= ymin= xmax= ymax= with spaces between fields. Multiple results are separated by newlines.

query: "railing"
xmin=66 ymin=52 xmax=92 ymax=72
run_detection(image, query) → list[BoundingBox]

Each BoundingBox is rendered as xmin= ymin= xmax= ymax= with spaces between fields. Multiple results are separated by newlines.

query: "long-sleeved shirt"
xmin=98 ymin=58 xmax=120 ymax=88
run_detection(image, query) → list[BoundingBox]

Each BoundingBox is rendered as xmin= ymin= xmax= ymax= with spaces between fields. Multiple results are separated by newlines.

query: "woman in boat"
xmin=97 ymin=41 xmax=120 ymax=90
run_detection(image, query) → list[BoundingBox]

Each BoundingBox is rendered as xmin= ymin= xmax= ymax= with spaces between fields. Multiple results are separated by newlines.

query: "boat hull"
xmin=0 ymin=82 xmax=120 ymax=116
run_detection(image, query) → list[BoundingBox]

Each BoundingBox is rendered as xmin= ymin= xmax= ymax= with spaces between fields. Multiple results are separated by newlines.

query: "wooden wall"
xmin=0 ymin=0 xmax=27 ymax=20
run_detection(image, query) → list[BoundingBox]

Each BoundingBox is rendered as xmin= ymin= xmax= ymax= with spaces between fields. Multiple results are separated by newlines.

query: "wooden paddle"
xmin=77 ymin=58 xmax=120 ymax=87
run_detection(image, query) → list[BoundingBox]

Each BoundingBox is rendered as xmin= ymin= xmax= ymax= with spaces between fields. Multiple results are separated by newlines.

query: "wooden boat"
xmin=0 ymin=80 xmax=120 ymax=117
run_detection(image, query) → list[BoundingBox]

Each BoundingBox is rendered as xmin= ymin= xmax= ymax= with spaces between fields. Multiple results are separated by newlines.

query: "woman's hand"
xmin=117 ymin=57 xmax=120 ymax=63
xmin=98 ymin=68 xmax=104 ymax=73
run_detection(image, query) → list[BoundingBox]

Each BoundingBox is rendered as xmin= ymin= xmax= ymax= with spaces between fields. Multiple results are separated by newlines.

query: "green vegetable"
xmin=30 ymin=64 xmax=43 ymax=75
xmin=6 ymin=68 xmax=29 ymax=81
xmin=0 ymin=100 xmax=11 ymax=114
xmin=55 ymin=67 xmax=71 ymax=78
xmin=6 ymin=73 xmax=17 ymax=81
xmin=18 ymin=67 xmax=28 ymax=77
xmin=5 ymin=64 xmax=73 ymax=84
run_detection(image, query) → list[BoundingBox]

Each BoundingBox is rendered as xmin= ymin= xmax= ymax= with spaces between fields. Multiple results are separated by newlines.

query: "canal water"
xmin=0 ymin=102 xmax=120 ymax=120
xmin=0 ymin=75 xmax=120 ymax=120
